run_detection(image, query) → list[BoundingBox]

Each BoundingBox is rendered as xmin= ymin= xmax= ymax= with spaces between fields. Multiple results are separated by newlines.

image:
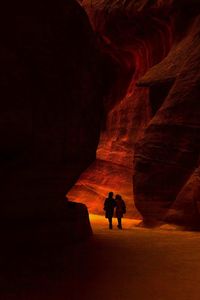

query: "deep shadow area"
xmin=0 ymin=0 xmax=107 ymax=248
xmin=2 ymin=216 xmax=200 ymax=300
xmin=149 ymin=81 xmax=174 ymax=116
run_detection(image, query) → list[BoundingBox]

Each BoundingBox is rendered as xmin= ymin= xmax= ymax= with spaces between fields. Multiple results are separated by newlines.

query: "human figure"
xmin=104 ymin=192 xmax=116 ymax=229
xmin=115 ymin=194 xmax=126 ymax=229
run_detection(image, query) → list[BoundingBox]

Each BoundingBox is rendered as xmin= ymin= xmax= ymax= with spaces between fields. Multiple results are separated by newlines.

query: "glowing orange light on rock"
xmin=67 ymin=0 xmax=175 ymax=218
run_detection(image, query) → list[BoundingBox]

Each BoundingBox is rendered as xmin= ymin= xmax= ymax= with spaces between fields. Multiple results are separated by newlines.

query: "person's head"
xmin=108 ymin=191 xmax=113 ymax=198
xmin=115 ymin=194 xmax=121 ymax=200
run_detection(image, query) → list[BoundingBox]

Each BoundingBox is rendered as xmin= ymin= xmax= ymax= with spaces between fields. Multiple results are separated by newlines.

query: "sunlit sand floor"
xmin=2 ymin=214 xmax=200 ymax=300
xmin=89 ymin=213 xmax=141 ymax=230
xmin=89 ymin=213 xmax=181 ymax=231
xmin=87 ymin=215 xmax=200 ymax=300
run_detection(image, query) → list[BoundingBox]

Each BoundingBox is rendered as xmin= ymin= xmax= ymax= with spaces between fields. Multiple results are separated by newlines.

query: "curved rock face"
xmin=166 ymin=165 xmax=200 ymax=227
xmin=134 ymin=13 xmax=200 ymax=227
xmin=69 ymin=0 xmax=200 ymax=227
xmin=0 ymin=0 xmax=107 ymax=240
xmin=68 ymin=0 xmax=175 ymax=217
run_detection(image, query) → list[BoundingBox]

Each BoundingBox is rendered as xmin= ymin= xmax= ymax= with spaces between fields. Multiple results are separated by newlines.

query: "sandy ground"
xmin=2 ymin=215 xmax=200 ymax=300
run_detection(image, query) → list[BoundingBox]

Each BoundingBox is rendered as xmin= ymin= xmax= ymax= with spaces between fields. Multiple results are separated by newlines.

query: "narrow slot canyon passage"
xmin=1 ymin=0 xmax=200 ymax=299
xmin=67 ymin=0 xmax=200 ymax=228
xmin=66 ymin=1 xmax=173 ymax=218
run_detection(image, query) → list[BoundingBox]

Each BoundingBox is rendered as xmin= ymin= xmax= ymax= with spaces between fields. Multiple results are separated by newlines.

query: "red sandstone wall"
xmin=134 ymin=13 xmax=200 ymax=227
xmin=68 ymin=0 xmax=175 ymax=217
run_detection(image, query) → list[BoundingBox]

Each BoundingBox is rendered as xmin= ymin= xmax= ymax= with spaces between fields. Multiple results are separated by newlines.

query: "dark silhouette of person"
xmin=115 ymin=194 xmax=126 ymax=229
xmin=104 ymin=192 xmax=116 ymax=229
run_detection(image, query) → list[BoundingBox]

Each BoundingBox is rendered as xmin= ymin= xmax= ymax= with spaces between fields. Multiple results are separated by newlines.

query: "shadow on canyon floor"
xmin=1 ymin=215 xmax=200 ymax=300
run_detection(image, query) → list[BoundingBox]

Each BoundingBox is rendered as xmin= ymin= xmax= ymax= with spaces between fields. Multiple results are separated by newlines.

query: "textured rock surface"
xmin=68 ymin=0 xmax=174 ymax=216
xmin=0 ymin=0 xmax=107 ymax=240
xmin=166 ymin=165 xmax=200 ymax=228
xmin=134 ymin=14 xmax=200 ymax=226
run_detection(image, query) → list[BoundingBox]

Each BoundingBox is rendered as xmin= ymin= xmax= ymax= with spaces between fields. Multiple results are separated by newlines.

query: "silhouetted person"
xmin=104 ymin=192 xmax=116 ymax=229
xmin=115 ymin=194 xmax=126 ymax=229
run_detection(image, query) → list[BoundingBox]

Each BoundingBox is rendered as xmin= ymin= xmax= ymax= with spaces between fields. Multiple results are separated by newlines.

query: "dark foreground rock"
xmin=0 ymin=0 xmax=106 ymax=241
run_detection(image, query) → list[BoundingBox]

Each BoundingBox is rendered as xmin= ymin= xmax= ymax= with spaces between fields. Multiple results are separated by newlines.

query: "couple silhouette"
xmin=104 ymin=192 xmax=126 ymax=229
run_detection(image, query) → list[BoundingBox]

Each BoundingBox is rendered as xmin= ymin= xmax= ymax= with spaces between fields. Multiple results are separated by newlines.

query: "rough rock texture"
xmin=166 ymin=165 xmax=200 ymax=227
xmin=68 ymin=0 xmax=175 ymax=217
xmin=134 ymin=13 xmax=200 ymax=227
xmin=0 ymin=0 xmax=108 ymax=240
